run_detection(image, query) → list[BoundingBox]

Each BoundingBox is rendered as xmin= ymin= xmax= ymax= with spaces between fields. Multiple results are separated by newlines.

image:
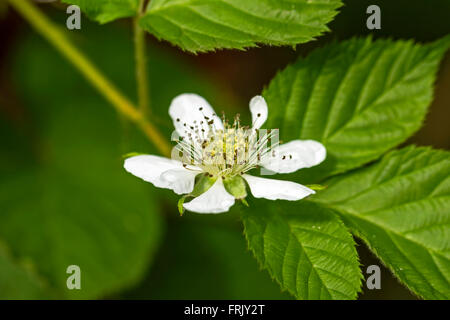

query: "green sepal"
xmin=241 ymin=198 xmax=249 ymax=207
xmin=223 ymin=175 xmax=247 ymax=200
xmin=177 ymin=174 xmax=217 ymax=215
xmin=122 ymin=152 xmax=145 ymax=159
xmin=306 ymin=184 xmax=327 ymax=191
xmin=178 ymin=196 xmax=188 ymax=216
xmin=191 ymin=174 xmax=217 ymax=197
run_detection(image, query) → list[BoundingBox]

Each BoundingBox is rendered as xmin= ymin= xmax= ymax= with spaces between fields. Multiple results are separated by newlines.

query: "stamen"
xmin=175 ymin=110 xmax=277 ymax=178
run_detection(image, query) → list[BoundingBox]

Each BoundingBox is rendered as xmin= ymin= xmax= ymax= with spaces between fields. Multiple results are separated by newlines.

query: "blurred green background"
xmin=0 ymin=0 xmax=449 ymax=299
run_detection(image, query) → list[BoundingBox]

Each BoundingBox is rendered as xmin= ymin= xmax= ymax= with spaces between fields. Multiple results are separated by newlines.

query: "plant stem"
xmin=134 ymin=0 xmax=150 ymax=116
xmin=8 ymin=0 xmax=172 ymax=157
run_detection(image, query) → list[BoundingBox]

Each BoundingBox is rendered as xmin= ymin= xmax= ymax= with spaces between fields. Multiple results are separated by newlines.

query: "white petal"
xmin=261 ymin=140 xmax=326 ymax=174
xmin=243 ymin=174 xmax=314 ymax=201
xmin=169 ymin=93 xmax=223 ymax=138
xmin=124 ymin=155 xmax=198 ymax=194
xmin=183 ymin=179 xmax=235 ymax=214
xmin=249 ymin=95 xmax=268 ymax=129
xmin=160 ymin=169 xmax=197 ymax=195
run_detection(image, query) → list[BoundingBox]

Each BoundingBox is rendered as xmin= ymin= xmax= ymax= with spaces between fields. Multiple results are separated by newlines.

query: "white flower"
xmin=124 ymin=94 xmax=326 ymax=214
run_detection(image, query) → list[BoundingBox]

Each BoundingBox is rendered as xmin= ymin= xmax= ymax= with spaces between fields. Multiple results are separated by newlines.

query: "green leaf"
xmin=62 ymin=0 xmax=140 ymax=24
xmin=0 ymin=242 xmax=51 ymax=299
xmin=2 ymin=15 xmax=229 ymax=299
xmin=264 ymin=36 xmax=450 ymax=182
xmin=1 ymin=22 xmax=170 ymax=299
xmin=125 ymin=214 xmax=291 ymax=299
xmin=0 ymin=167 xmax=163 ymax=299
xmin=140 ymin=0 xmax=343 ymax=52
xmin=312 ymin=146 xmax=450 ymax=299
xmin=241 ymin=200 xmax=362 ymax=300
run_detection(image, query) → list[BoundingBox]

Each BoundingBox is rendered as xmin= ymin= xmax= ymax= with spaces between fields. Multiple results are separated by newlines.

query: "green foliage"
xmin=191 ymin=173 xmax=217 ymax=197
xmin=0 ymin=243 xmax=50 ymax=299
xmin=241 ymin=36 xmax=450 ymax=300
xmin=312 ymin=146 xmax=450 ymax=299
xmin=125 ymin=215 xmax=290 ymax=299
xmin=178 ymin=174 xmax=217 ymax=214
xmin=5 ymin=2 xmax=450 ymax=301
xmin=241 ymin=200 xmax=362 ymax=300
xmin=224 ymin=175 xmax=247 ymax=199
xmin=0 ymin=166 xmax=162 ymax=299
xmin=1 ymin=19 xmax=223 ymax=298
xmin=263 ymin=36 xmax=450 ymax=182
xmin=1 ymin=45 xmax=163 ymax=298
xmin=62 ymin=0 xmax=140 ymax=24
xmin=141 ymin=0 xmax=342 ymax=52
xmin=64 ymin=0 xmax=343 ymax=52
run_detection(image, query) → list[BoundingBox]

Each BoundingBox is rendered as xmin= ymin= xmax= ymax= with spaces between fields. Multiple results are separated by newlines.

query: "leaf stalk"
xmin=8 ymin=0 xmax=171 ymax=157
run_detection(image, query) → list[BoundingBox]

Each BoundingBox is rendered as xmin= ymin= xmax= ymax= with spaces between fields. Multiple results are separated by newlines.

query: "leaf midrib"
xmin=322 ymin=155 xmax=449 ymax=207
xmin=324 ymin=44 xmax=437 ymax=143
xmin=270 ymin=214 xmax=357 ymax=299
xmin=333 ymin=202 xmax=450 ymax=269
xmin=149 ymin=0 xmax=337 ymax=23
xmin=318 ymin=203 xmax=450 ymax=299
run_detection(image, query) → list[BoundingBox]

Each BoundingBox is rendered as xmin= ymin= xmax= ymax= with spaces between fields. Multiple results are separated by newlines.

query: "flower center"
xmin=175 ymin=114 xmax=277 ymax=178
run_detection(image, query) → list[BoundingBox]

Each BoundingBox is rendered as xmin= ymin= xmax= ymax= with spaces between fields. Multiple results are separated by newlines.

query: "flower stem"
xmin=8 ymin=0 xmax=172 ymax=157
xmin=134 ymin=0 xmax=150 ymax=115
